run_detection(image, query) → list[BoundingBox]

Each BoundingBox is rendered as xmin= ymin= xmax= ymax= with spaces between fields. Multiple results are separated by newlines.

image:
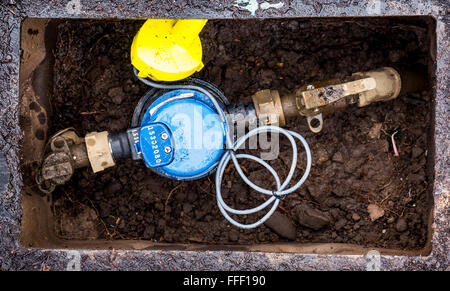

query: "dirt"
xmin=48 ymin=18 xmax=432 ymax=249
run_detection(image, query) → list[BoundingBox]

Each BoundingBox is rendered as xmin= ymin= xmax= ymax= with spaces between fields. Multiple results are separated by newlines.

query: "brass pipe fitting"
xmin=250 ymin=89 xmax=286 ymax=126
xmin=37 ymin=129 xmax=116 ymax=193
xmin=352 ymin=67 xmax=401 ymax=107
xmin=250 ymin=67 xmax=405 ymax=133
xmin=85 ymin=131 xmax=116 ymax=173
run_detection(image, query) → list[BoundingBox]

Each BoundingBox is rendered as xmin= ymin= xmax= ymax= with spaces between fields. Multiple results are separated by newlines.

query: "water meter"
xmin=132 ymin=87 xmax=228 ymax=180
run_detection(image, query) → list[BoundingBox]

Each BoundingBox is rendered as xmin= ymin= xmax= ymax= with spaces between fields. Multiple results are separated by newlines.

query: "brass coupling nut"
xmin=85 ymin=131 xmax=115 ymax=173
xmin=251 ymin=89 xmax=286 ymax=126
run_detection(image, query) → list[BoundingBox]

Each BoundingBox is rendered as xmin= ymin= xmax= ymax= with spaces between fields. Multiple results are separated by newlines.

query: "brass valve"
xmin=251 ymin=67 xmax=402 ymax=133
xmin=36 ymin=128 xmax=115 ymax=193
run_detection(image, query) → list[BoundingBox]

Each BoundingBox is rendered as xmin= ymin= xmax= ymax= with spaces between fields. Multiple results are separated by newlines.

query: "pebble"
xmin=367 ymin=204 xmax=385 ymax=221
xmin=307 ymin=183 xmax=330 ymax=203
xmin=352 ymin=213 xmax=361 ymax=221
xmin=264 ymin=212 xmax=297 ymax=240
xmin=332 ymin=151 xmax=344 ymax=163
xmin=395 ymin=218 xmax=408 ymax=232
xmin=315 ymin=147 xmax=329 ymax=165
xmin=294 ymin=204 xmax=330 ymax=230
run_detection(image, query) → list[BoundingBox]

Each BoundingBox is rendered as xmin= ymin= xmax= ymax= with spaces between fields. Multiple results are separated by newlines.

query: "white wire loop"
xmin=216 ymin=126 xmax=312 ymax=229
xmin=134 ymin=69 xmax=312 ymax=229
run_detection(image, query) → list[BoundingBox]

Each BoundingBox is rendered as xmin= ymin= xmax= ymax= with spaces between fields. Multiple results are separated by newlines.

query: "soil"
xmin=49 ymin=18 xmax=432 ymax=249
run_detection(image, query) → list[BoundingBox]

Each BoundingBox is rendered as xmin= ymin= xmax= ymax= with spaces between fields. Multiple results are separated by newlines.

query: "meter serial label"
xmin=139 ymin=123 xmax=174 ymax=168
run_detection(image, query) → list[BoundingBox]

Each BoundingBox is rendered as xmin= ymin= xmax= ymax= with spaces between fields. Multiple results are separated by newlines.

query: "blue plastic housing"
xmin=138 ymin=89 xmax=227 ymax=180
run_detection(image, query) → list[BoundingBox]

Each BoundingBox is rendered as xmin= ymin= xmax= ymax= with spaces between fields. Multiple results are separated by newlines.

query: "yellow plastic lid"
xmin=131 ymin=19 xmax=207 ymax=82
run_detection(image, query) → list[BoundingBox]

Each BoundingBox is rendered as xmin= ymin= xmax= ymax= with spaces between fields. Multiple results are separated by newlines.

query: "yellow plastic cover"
xmin=131 ymin=19 xmax=207 ymax=82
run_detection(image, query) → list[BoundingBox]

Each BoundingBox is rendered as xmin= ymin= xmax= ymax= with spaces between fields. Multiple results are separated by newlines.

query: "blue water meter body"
xmin=136 ymin=89 xmax=227 ymax=180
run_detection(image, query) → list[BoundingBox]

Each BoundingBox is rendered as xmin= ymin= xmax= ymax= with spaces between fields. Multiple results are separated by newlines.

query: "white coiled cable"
xmin=216 ymin=126 xmax=312 ymax=229
xmin=134 ymin=68 xmax=312 ymax=229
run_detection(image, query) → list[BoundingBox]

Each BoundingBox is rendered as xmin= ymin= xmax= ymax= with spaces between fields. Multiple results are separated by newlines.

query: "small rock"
xmin=387 ymin=217 xmax=396 ymax=224
xmin=334 ymin=218 xmax=347 ymax=230
xmin=368 ymin=123 xmax=382 ymax=139
xmin=395 ymin=218 xmax=408 ymax=232
xmin=306 ymin=183 xmax=330 ymax=203
xmin=108 ymin=87 xmax=125 ymax=105
xmin=352 ymin=213 xmax=361 ymax=221
xmin=367 ymin=204 xmax=385 ymax=221
xmin=294 ymin=204 xmax=330 ymax=230
xmin=332 ymin=151 xmax=344 ymax=163
xmin=264 ymin=212 xmax=297 ymax=240
xmin=315 ymin=146 xmax=329 ymax=165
